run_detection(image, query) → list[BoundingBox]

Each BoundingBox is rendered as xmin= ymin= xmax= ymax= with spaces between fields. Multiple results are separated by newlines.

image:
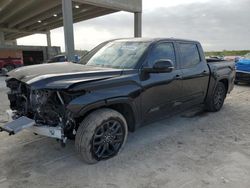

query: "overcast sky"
xmin=17 ymin=0 xmax=250 ymax=51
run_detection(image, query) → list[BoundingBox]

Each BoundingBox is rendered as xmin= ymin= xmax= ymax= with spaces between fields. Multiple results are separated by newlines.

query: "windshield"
xmin=85 ymin=41 xmax=150 ymax=69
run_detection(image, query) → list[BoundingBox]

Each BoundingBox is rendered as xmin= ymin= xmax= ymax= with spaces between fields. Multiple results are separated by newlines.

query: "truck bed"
xmin=206 ymin=60 xmax=235 ymax=94
xmin=207 ymin=60 xmax=235 ymax=71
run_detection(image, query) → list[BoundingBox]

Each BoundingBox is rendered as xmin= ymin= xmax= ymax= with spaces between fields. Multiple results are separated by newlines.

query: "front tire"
xmin=75 ymin=108 xmax=128 ymax=164
xmin=206 ymin=82 xmax=226 ymax=112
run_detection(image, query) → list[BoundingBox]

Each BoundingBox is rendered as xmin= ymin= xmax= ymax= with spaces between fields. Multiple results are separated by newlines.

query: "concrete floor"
xmin=1 ymin=77 xmax=250 ymax=188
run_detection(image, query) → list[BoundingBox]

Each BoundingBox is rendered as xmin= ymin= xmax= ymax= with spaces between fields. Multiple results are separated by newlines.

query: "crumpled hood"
xmin=7 ymin=62 xmax=122 ymax=89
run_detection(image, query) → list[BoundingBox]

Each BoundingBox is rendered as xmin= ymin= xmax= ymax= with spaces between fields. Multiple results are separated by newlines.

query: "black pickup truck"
xmin=1 ymin=38 xmax=235 ymax=164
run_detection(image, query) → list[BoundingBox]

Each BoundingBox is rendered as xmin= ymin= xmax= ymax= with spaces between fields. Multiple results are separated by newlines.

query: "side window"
xmin=148 ymin=43 xmax=176 ymax=67
xmin=179 ymin=43 xmax=201 ymax=69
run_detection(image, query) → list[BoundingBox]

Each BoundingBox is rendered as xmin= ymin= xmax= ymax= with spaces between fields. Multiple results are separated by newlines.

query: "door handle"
xmin=175 ymin=74 xmax=183 ymax=80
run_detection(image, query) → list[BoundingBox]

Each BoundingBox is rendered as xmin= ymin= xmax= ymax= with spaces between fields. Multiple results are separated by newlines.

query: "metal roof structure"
xmin=0 ymin=0 xmax=142 ymax=61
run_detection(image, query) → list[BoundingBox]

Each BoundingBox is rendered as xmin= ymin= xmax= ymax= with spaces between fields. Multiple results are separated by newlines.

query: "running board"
xmin=0 ymin=116 xmax=35 ymax=135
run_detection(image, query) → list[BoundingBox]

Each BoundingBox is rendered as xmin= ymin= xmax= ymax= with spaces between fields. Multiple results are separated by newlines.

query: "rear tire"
xmin=75 ymin=108 xmax=128 ymax=164
xmin=206 ymin=82 xmax=226 ymax=112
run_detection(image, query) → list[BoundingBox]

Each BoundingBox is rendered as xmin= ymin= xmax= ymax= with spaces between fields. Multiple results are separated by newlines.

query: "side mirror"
xmin=144 ymin=59 xmax=174 ymax=73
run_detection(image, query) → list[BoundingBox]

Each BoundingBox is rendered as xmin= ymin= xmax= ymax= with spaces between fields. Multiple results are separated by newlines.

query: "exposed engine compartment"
xmin=6 ymin=78 xmax=79 ymax=138
xmin=30 ymin=90 xmax=64 ymax=126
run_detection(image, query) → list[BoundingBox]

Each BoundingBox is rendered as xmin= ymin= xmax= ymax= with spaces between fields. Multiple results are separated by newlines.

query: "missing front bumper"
xmin=0 ymin=115 xmax=63 ymax=140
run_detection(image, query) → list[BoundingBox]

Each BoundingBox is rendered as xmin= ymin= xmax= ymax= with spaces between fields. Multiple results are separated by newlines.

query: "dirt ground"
xmin=1 ymin=76 xmax=250 ymax=188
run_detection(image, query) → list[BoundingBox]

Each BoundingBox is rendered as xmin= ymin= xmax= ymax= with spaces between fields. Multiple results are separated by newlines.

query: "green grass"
xmin=205 ymin=50 xmax=250 ymax=57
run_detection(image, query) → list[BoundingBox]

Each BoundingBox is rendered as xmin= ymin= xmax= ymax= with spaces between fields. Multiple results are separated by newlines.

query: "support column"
xmin=62 ymin=0 xmax=75 ymax=62
xmin=134 ymin=12 xmax=142 ymax=38
xmin=0 ymin=31 xmax=5 ymax=45
xmin=46 ymin=31 xmax=51 ymax=47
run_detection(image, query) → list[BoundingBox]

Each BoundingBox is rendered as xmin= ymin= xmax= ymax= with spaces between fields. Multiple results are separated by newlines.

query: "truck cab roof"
xmin=111 ymin=38 xmax=200 ymax=44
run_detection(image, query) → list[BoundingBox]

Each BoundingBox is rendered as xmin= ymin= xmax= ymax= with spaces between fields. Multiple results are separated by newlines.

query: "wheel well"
xmin=219 ymin=79 xmax=229 ymax=93
xmin=107 ymin=103 xmax=136 ymax=132
xmin=75 ymin=103 xmax=136 ymax=132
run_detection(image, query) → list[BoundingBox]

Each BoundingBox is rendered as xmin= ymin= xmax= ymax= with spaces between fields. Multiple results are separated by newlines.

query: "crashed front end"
xmin=0 ymin=78 xmax=77 ymax=144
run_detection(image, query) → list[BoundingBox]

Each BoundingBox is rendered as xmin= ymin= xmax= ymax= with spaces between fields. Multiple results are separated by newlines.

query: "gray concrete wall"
xmin=46 ymin=46 xmax=61 ymax=59
xmin=75 ymin=0 xmax=142 ymax=12
xmin=3 ymin=40 xmax=17 ymax=45
xmin=0 ymin=44 xmax=61 ymax=61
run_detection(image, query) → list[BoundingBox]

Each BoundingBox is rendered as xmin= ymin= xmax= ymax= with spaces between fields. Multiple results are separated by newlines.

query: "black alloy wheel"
xmin=206 ymin=82 xmax=226 ymax=112
xmin=213 ymin=84 xmax=225 ymax=110
xmin=75 ymin=108 xmax=128 ymax=164
xmin=92 ymin=119 xmax=125 ymax=160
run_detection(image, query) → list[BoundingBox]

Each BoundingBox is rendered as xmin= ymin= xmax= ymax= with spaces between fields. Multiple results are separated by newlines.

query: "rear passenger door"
xmin=177 ymin=42 xmax=210 ymax=104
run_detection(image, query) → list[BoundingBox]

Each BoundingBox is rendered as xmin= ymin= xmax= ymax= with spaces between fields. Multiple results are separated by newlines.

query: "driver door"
xmin=140 ymin=42 xmax=184 ymax=123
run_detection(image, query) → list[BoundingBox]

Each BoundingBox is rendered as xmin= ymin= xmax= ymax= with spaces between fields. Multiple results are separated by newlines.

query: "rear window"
xmin=179 ymin=43 xmax=201 ymax=69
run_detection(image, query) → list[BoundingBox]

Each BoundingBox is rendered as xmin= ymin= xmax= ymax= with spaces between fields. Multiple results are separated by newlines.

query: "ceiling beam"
xmin=5 ymin=32 xmax=36 ymax=40
xmin=17 ymin=5 xmax=63 ymax=29
xmin=0 ymin=27 xmax=46 ymax=34
xmin=20 ymin=4 xmax=96 ymax=31
xmin=0 ymin=0 xmax=12 ymax=12
xmin=8 ymin=0 xmax=61 ymax=28
xmin=5 ymin=29 xmax=46 ymax=40
xmin=73 ymin=0 xmax=141 ymax=13
xmin=0 ymin=0 xmax=36 ymax=23
xmin=74 ymin=9 xmax=117 ymax=23
xmin=28 ymin=7 xmax=107 ymax=31
xmin=5 ymin=8 xmax=117 ymax=40
xmin=39 ymin=9 xmax=117 ymax=31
